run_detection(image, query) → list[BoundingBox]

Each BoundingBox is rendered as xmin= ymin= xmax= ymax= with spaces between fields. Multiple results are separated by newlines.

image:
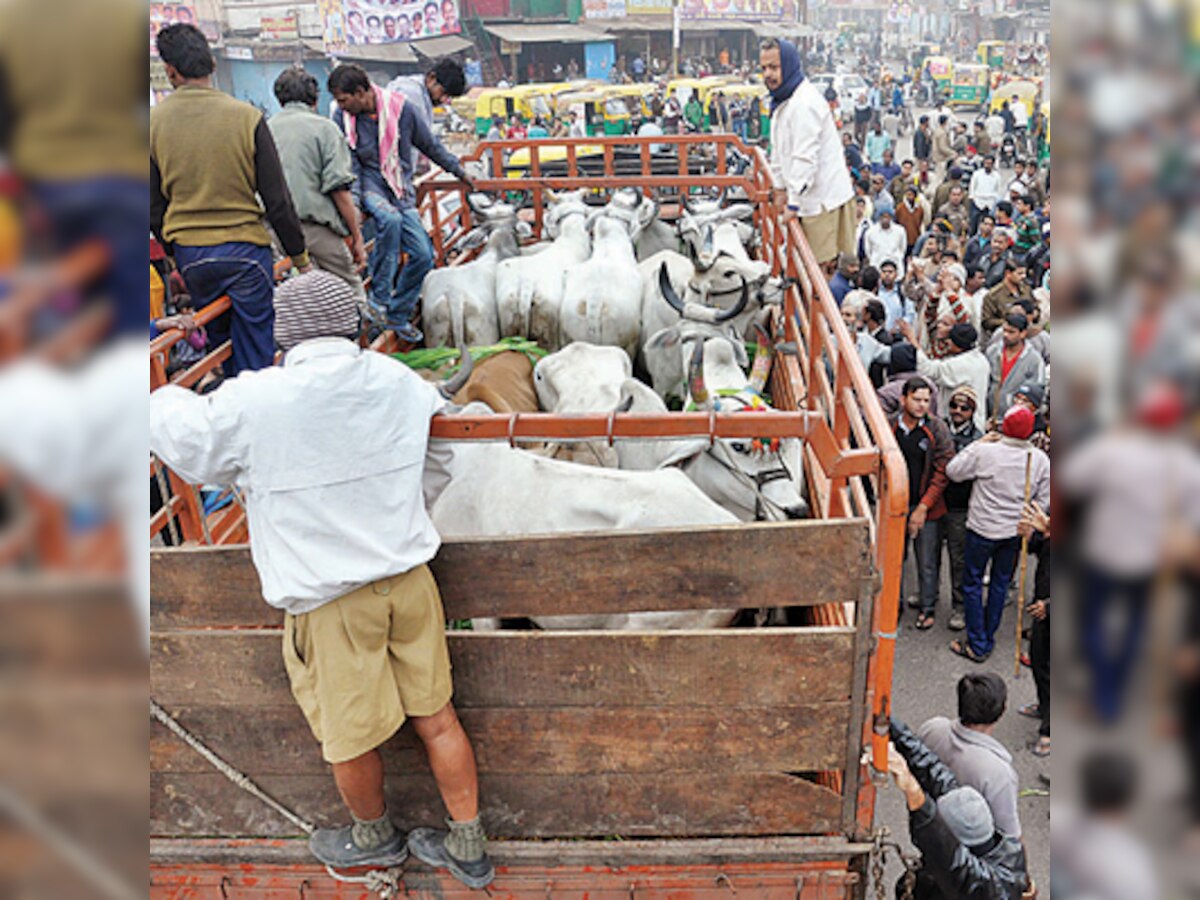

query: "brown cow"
xmin=451 ymin=350 xmax=539 ymax=414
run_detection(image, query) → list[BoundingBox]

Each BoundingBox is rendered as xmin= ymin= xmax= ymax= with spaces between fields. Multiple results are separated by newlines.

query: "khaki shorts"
xmin=801 ymin=198 xmax=857 ymax=265
xmin=282 ymin=564 xmax=453 ymax=764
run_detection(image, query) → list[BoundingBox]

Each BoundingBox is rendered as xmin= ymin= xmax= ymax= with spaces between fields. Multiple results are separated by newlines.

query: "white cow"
xmin=422 ymin=198 xmax=530 ymax=348
xmin=424 ymin=401 xmax=740 ymax=631
xmin=494 ymin=189 xmax=591 ymax=349
xmin=558 ymin=191 xmax=657 ymax=358
xmin=533 ymin=342 xmax=632 ymax=467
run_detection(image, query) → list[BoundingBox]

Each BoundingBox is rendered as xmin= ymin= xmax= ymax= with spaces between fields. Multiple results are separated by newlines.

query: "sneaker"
xmin=309 ymin=824 xmax=408 ymax=869
xmin=407 ymin=826 xmax=496 ymax=889
xmin=391 ymin=322 xmax=424 ymax=345
xmin=948 ymin=610 xmax=965 ymax=631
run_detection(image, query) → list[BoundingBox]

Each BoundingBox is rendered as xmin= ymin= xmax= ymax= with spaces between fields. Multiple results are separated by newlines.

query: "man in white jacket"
xmin=896 ymin=321 xmax=991 ymax=432
xmin=863 ymin=209 xmax=908 ymax=277
xmin=760 ymin=38 xmax=855 ymax=271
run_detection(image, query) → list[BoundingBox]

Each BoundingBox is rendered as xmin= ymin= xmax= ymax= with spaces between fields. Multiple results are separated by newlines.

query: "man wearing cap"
xmin=917 ymin=674 xmax=1026 ymax=848
xmin=945 ymin=406 xmax=1051 ymax=662
xmin=863 ymin=208 xmax=907 ymax=276
xmin=981 ymin=257 xmax=1034 ymax=341
xmin=987 ymin=311 xmax=1046 ymax=421
xmin=888 ymin=716 xmax=1030 ymax=899
xmin=149 ymin=276 xmax=495 ymax=888
xmin=939 ymin=385 xmax=983 ymax=631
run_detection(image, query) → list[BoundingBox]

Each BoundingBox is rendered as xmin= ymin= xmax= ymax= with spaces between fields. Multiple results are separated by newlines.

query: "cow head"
xmin=533 ymin=342 xmax=632 ymax=413
xmin=680 ymin=337 xmax=809 ymax=521
xmin=543 ymin=188 xmax=590 ymax=239
xmin=460 ymin=197 xmax=532 ymax=252
xmin=592 ymin=187 xmax=660 ymax=242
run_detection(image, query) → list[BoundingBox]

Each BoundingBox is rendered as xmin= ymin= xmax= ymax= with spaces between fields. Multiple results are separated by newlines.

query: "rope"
xmin=149 ymin=699 xmax=315 ymax=835
xmin=324 ymin=864 xmax=406 ymax=897
xmin=0 ymin=783 xmax=141 ymax=900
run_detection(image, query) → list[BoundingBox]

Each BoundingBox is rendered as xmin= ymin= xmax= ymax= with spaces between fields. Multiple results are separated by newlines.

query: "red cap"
xmin=1136 ymin=381 xmax=1186 ymax=431
xmin=1001 ymin=405 xmax=1035 ymax=440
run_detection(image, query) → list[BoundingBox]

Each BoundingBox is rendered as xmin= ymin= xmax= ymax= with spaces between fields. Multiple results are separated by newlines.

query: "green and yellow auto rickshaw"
xmin=472 ymin=87 xmax=553 ymax=136
xmin=976 ymin=40 xmax=1007 ymax=70
xmin=555 ymin=90 xmax=608 ymax=137
xmin=949 ymin=63 xmax=990 ymax=110
xmin=705 ymin=82 xmax=769 ymax=139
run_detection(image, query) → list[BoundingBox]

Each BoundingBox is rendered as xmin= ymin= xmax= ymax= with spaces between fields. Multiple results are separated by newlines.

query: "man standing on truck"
xmin=149 ymin=279 xmax=496 ymax=889
xmin=760 ymin=38 xmax=856 ymax=271
xmin=328 ymin=63 xmax=475 ymax=345
xmin=151 ymin=24 xmax=311 ymax=375
xmin=268 ymin=68 xmax=368 ymax=295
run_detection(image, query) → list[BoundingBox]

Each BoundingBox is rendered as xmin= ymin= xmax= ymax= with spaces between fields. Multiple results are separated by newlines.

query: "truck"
xmin=148 ymin=133 xmax=908 ymax=898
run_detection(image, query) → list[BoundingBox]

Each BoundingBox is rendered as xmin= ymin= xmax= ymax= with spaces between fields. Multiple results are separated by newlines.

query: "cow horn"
xmin=615 ymin=394 xmax=635 ymax=413
xmin=713 ymin=277 xmax=750 ymax=323
xmin=682 ymin=193 xmax=697 ymax=215
xmin=438 ymin=339 xmax=475 ymax=400
xmin=659 ymin=262 xmax=685 ymax=315
xmin=687 ymin=339 xmax=710 ymax=410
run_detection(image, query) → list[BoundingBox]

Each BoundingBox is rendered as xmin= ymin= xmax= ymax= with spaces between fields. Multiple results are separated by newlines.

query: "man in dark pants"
xmin=1018 ymin=500 xmax=1050 ymax=757
xmin=151 ymin=24 xmax=311 ymax=375
xmin=940 ymin=385 xmax=982 ymax=632
xmin=888 ymin=376 xmax=954 ymax=630
xmin=328 ymin=63 xmax=474 ymax=344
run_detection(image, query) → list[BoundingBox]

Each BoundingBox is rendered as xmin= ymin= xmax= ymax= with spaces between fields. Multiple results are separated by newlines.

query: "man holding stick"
xmin=945 ymin=406 xmax=1050 ymax=663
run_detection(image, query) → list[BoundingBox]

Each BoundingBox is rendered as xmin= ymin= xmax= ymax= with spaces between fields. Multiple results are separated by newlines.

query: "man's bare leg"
xmin=410 ymin=702 xmax=479 ymax=822
xmin=332 ymin=748 xmax=386 ymax=819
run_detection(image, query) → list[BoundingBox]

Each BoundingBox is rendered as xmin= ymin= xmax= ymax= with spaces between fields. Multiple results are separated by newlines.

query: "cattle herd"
xmin=418 ymin=188 xmax=810 ymax=630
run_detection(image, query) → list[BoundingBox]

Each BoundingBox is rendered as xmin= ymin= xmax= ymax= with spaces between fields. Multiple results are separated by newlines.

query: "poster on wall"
xmin=318 ymin=0 xmax=349 ymax=51
xmin=680 ymin=0 xmax=788 ymax=20
xmin=339 ymin=0 xmax=462 ymax=44
xmin=149 ymin=4 xmax=200 ymax=56
xmin=583 ymin=0 xmax=626 ymax=20
xmin=625 ymin=0 xmax=671 ymax=14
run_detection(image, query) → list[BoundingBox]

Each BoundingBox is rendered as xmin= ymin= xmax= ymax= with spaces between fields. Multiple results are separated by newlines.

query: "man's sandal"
xmin=1018 ymin=702 xmax=1041 ymax=719
xmin=1027 ymin=736 xmax=1051 ymax=758
xmin=916 ymin=612 xmax=935 ymax=630
xmin=949 ymin=639 xmax=989 ymax=663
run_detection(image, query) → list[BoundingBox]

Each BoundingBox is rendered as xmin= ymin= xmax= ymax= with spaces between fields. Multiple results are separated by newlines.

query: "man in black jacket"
xmin=940 ymin=385 xmax=983 ymax=631
xmin=887 ymin=719 xmax=1031 ymax=899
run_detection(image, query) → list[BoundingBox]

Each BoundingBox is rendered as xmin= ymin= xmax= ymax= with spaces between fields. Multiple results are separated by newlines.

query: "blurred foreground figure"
xmin=1052 ymin=751 xmax=1157 ymax=900
xmin=0 ymin=0 xmax=147 ymax=335
xmin=1060 ymin=382 xmax=1200 ymax=724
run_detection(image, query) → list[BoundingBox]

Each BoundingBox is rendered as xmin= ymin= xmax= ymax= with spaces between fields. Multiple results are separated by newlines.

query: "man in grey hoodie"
xmin=985 ymin=311 xmax=1045 ymax=425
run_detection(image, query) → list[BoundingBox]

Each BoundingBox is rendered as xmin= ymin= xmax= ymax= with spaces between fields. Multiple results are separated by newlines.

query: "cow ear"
xmin=645 ymin=326 xmax=681 ymax=350
xmin=516 ymin=221 xmax=535 ymax=240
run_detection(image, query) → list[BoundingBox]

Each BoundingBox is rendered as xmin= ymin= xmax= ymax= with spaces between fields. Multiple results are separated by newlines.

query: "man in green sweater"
xmin=151 ymin=24 xmax=310 ymax=375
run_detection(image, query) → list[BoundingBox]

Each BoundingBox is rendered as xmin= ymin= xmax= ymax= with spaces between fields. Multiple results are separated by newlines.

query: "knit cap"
xmin=937 ymin=786 xmax=995 ymax=846
xmin=949 ymin=323 xmax=977 ymax=350
xmin=889 ymin=342 xmax=917 ymax=374
xmin=274 ymin=270 xmax=362 ymax=351
xmin=949 ymin=384 xmax=979 ymax=409
xmin=1001 ymin=405 xmax=1035 ymax=440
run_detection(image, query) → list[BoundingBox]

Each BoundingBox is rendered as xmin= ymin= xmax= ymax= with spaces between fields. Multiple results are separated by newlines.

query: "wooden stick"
xmin=1014 ymin=450 xmax=1033 ymax=677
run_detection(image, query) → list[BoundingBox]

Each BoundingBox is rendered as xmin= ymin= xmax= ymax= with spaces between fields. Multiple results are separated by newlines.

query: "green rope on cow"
xmin=392 ymin=337 xmax=548 ymax=374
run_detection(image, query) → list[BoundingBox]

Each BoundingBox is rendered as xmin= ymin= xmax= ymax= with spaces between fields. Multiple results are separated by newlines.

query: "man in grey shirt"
xmin=918 ymin=672 xmax=1022 ymax=840
xmin=268 ymin=68 xmax=366 ymax=293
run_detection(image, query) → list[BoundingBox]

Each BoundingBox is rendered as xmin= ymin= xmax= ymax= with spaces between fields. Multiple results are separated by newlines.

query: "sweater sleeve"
xmin=253 ymin=117 xmax=309 ymax=266
xmin=945 ymin=439 xmax=981 ymax=482
xmin=406 ymin=105 xmax=467 ymax=182
xmin=150 ymin=155 xmax=169 ymax=250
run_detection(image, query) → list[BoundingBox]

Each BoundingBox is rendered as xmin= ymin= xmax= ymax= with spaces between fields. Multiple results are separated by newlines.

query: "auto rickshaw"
xmin=988 ymin=79 xmax=1039 ymax=118
xmin=909 ymin=42 xmax=942 ymax=81
xmin=472 ymin=87 xmax=550 ymax=136
xmin=976 ymin=40 xmax=1007 ymax=69
xmin=705 ymin=83 xmax=769 ymax=139
xmin=922 ymin=55 xmax=953 ymax=97
xmin=554 ymin=90 xmax=608 ymax=137
xmin=505 ymin=143 xmax=605 ymax=179
xmin=949 ymin=63 xmax=990 ymax=110
xmin=602 ymin=84 xmax=653 ymax=134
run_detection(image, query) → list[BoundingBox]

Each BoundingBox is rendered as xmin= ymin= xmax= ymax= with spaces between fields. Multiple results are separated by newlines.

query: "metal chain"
xmin=869 ymin=828 xmax=920 ymax=900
